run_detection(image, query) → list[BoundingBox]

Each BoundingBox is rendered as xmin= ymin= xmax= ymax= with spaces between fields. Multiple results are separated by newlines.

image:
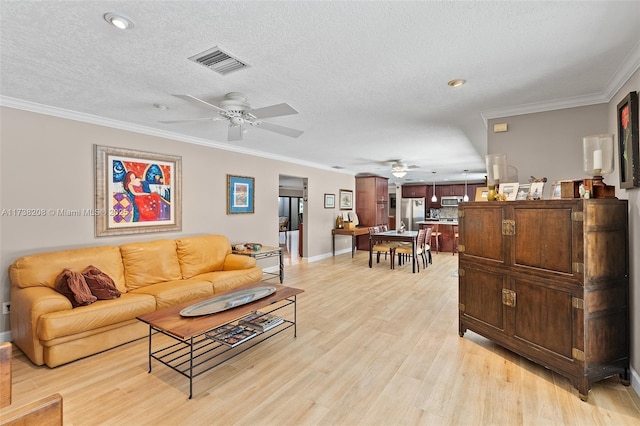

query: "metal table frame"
xmin=145 ymin=295 xmax=298 ymax=399
xmin=233 ymin=246 xmax=284 ymax=283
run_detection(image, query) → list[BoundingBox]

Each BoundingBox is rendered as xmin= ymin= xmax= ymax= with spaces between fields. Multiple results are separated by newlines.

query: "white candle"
xmin=493 ymin=164 xmax=500 ymax=180
xmin=593 ymin=149 xmax=603 ymax=170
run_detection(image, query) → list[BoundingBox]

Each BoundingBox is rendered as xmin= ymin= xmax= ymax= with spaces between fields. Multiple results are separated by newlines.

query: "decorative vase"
xmin=487 ymin=186 xmax=497 ymax=201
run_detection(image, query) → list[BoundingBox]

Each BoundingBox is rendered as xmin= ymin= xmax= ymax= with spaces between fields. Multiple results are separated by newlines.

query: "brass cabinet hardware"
xmin=502 ymin=219 xmax=516 ymax=236
xmin=572 ymin=212 xmax=584 ymax=222
xmin=572 ymin=297 xmax=584 ymax=310
xmin=502 ymin=289 xmax=516 ymax=307
xmin=572 ymin=262 xmax=584 ymax=274
xmin=459 ymin=303 xmax=466 ymax=312
xmin=458 ymin=268 xmax=465 ymax=277
xmin=572 ymin=348 xmax=585 ymax=361
xmin=458 ymin=244 xmax=465 ymax=253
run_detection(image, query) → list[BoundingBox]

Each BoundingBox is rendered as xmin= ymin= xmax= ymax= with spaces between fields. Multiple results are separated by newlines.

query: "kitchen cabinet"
xmin=458 ymin=199 xmax=629 ymax=401
xmin=401 ymin=185 xmax=427 ymax=198
xmin=355 ymin=176 xmax=389 ymax=250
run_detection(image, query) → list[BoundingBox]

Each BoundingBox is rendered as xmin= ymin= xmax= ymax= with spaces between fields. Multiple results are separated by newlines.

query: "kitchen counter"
xmin=417 ymin=220 xmax=459 ymax=225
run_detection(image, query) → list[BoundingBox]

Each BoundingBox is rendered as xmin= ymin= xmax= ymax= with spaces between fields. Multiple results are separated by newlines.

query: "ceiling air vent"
xmin=188 ymin=46 xmax=250 ymax=75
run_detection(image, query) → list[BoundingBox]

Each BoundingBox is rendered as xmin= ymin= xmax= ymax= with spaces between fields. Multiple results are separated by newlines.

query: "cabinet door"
xmin=513 ymin=206 xmax=575 ymax=274
xmin=512 ymin=278 xmax=574 ymax=359
xmin=459 ymin=205 xmax=504 ymax=262
xmin=375 ymin=177 xmax=389 ymax=202
xmin=376 ymin=202 xmax=388 ymax=225
xmin=459 ymin=266 xmax=506 ymax=332
xmin=402 ymin=185 xmax=427 ymax=198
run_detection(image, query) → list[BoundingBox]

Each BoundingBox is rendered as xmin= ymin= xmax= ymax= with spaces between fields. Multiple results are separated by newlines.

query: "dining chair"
xmin=430 ymin=223 xmax=441 ymax=253
xmin=369 ymin=225 xmax=397 ymax=268
xmin=395 ymin=228 xmax=428 ymax=271
xmin=452 ymin=224 xmax=459 ymax=255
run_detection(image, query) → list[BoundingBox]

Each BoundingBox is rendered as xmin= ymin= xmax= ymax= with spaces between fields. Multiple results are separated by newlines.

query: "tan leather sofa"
xmin=8 ymin=235 xmax=263 ymax=367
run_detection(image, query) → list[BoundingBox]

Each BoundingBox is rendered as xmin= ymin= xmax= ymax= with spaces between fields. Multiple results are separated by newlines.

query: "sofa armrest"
xmin=223 ymin=254 xmax=257 ymax=271
xmin=10 ymin=287 xmax=71 ymax=366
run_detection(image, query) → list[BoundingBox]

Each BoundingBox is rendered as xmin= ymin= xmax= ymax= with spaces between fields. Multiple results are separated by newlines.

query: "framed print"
xmin=516 ymin=183 xmax=531 ymax=200
xmin=475 ymin=187 xmax=489 ymax=202
xmin=499 ymin=182 xmax=519 ymax=201
xmin=617 ymin=91 xmax=639 ymax=189
xmin=530 ymin=182 xmax=545 ymax=200
xmin=227 ymin=175 xmax=255 ymax=214
xmin=324 ymin=193 xmax=335 ymax=209
xmin=551 ymin=181 xmax=562 ymax=199
xmin=95 ymin=145 xmax=181 ymax=237
xmin=339 ymin=189 xmax=353 ymax=210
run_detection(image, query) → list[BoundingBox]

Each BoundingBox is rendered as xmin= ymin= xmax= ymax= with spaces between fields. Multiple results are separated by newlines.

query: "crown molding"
xmin=481 ymin=40 xmax=640 ymax=125
xmin=0 ymin=96 xmax=354 ymax=176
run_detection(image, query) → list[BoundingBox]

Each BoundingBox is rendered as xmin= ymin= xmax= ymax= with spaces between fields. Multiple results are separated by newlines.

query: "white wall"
xmin=0 ymin=107 xmax=355 ymax=336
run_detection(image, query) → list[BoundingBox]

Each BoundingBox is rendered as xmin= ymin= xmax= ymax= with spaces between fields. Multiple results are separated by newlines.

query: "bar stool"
xmin=430 ymin=223 xmax=441 ymax=253
xmin=452 ymin=224 xmax=459 ymax=255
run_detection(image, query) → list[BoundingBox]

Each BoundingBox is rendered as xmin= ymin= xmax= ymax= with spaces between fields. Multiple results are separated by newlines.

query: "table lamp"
xmin=582 ymin=134 xmax=615 ymax=198
xmin=485 ymin=154 xmax=507 ymax=201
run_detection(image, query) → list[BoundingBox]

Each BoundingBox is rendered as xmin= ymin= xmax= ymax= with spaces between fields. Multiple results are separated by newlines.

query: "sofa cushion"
xmin=129 ymin=279 xmax=213 ymax=309
xmin=38 ymin=293 xmax=156 ymax=341
xmin=82 ymin=266 xmax=121 ymax=300
xmin=9 ymin=246 xmax=127 ymax=293
xmin=192 ymin=268 xmax=264 ymax=294
xmin=54 ymin=269 xmax=96 ymax=307
xmin=120 ymin=239 xmax=182 ymax=290
xmin=175 ymin=235 xmax=232 ymax=279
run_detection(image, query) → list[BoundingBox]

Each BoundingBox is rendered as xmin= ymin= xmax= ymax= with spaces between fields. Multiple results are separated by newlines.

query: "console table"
xmin=332 ymin=227 xmax=369 ymax=257
xmin=233 ymin=245 xmax=283 ymax=283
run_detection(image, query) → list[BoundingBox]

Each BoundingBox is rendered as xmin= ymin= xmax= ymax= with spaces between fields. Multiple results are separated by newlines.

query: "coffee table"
xmin=137 ymin=282 xmax=304 ymax=398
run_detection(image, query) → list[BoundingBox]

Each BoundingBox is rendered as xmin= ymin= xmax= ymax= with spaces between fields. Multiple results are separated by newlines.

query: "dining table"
xmin=369 ymin=230 xmax=419 ymax=273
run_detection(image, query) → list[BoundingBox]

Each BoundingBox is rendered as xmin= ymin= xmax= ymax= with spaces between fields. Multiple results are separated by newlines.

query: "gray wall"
xmin=488 ymin=68 xmax=640 ymax=393
xmin=0 ymin=107 xmax=355 ymax=337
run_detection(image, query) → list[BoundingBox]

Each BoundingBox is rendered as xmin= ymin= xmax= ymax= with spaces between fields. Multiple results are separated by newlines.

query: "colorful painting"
xmin=227 ymin=175 xmax=255 ymax=214
xmin=95 ymin=145 xmax=182 ymax=236
xmin=617 ymin=91 xmax=639 ymax=189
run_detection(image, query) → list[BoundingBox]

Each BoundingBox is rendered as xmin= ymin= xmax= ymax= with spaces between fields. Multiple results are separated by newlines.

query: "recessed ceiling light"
xmin=104 ymin=13 xmax=134 ymax=30
xmin=447 ymin=79 xmax=466 ymax=87
xmin=153 ymin=103 xmax=169 ymax=110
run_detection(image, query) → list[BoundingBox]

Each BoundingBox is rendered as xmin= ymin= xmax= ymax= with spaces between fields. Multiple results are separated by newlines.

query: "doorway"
xmin=278 ymin=175 xmax=306 ymax=261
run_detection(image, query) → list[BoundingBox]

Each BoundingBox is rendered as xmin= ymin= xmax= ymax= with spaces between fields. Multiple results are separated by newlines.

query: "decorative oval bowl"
xmin=180 ymin=286 xmax=276 ymax=317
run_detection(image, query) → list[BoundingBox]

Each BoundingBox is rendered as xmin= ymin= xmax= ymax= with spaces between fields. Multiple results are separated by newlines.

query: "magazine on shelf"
xmin=239 ymin=312 xmax=284 ymax=332
xmin=206 ymin=324 xmax=257 ymax=348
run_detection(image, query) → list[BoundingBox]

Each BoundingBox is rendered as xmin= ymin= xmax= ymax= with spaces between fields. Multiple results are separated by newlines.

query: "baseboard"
xmin=0 ymin=330 xmax=12 ymax=343
xmin=631 ymin=366 xmax=640 ymax=398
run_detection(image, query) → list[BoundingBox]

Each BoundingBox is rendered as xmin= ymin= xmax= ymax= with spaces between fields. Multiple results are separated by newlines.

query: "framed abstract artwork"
xmin=339 ymin=189 xmax=353 ymax=210
xmin=95 ymin=145 xmax=182 ymax=237
xmin=617 ymin=91 xmax=639 ymax=189
xmin=227 ymin=175 xmax=255 ymax=214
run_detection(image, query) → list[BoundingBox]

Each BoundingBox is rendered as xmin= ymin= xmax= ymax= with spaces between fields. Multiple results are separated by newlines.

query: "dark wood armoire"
xmin=355 ymin=176 xmax=388 ymax=250
xmin=458 ymin=199 xmax=629 ymax=401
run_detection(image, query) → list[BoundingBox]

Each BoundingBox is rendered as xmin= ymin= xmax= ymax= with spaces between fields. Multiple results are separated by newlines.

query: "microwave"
xmin=441 ymin=196 xmax=463 ymax=206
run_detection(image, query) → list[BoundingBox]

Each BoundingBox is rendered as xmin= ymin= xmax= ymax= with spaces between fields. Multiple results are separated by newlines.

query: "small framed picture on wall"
xmin=324 ymin=193 xmax=335 ymax=208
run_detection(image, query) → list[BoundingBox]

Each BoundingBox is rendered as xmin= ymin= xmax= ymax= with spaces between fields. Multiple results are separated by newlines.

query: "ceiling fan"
xmin=160 ymin=92 xmax=304 ymax=142
xmin=389 ymin=160 xmax=419 ymax=178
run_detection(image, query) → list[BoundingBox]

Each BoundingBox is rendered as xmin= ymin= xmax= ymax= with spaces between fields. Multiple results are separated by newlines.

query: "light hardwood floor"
xmin=6 ymin=251 xmax=640 ymax=425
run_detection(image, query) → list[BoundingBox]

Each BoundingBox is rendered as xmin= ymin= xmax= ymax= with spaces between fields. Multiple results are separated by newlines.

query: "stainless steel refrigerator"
xmin=400 ymin=198 xmax=426 ymax=231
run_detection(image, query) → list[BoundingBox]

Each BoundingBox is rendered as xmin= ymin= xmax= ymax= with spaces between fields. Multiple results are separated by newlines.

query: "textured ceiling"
xmin=1 ymin=1 xmax=639 ymax=186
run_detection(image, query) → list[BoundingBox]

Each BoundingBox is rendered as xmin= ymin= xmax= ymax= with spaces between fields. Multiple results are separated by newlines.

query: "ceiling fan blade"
xmin=172 ymin=94 xmax=229 ymax=115
xmin=249 ymin=103 xmax=298 ymax=119
xmin=228 ymin=124 xmax=243 ymax=141
xmin=254 ymin=121 xmax=304 ymax=138
xmin=159 ymin=117 xmax=223 ymax=124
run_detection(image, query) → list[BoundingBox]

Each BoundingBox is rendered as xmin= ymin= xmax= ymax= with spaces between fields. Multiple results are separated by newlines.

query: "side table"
xmin=232 ymin=245 xmax=284 ymax=283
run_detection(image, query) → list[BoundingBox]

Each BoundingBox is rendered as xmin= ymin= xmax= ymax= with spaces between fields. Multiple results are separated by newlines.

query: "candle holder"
xmin=582 ymin=134 xmax=615 ymax=199
xmin=486 ymin=154 xmax=507 ymax=200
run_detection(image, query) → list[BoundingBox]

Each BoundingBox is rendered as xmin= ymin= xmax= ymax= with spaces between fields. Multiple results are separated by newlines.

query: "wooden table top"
xmin=332 ymin=227 xmax=370 ymax=236
xmin=137 ymin=282 xmax=304 ymax=340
